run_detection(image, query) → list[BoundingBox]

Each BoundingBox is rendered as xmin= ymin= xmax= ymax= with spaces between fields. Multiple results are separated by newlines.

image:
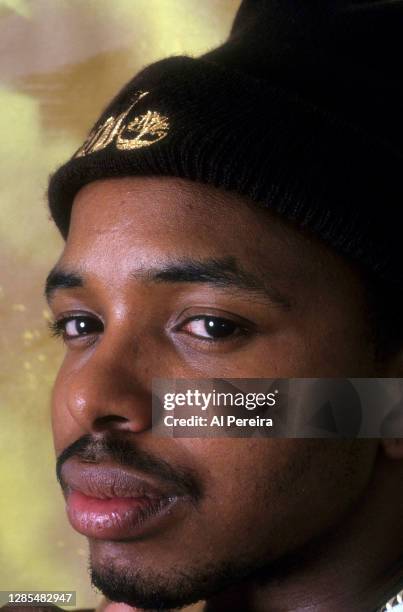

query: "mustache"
xmin=56 ymin=433 xmax=202 ymax=500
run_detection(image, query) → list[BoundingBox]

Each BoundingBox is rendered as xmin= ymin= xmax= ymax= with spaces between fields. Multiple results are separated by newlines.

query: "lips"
xmin=61 ymin=458 xmax=183 ymax=540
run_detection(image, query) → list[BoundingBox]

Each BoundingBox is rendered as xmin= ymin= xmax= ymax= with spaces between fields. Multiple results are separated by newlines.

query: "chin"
xmin=88 ymin=542 xmax=261 ymax=612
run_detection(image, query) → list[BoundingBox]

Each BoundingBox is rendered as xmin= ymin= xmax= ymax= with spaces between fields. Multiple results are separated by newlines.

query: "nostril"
xmin=93 ymin=415 xmax=130 ymax=432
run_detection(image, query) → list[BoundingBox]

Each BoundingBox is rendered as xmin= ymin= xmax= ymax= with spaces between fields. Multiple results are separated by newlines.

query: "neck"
xmin=205 ymin=453 xmax=403 ymax=612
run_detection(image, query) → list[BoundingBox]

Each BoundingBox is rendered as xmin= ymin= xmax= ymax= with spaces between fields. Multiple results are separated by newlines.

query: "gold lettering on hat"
xmin=74 ymin=91 xmax=169 ymax=158
xmin=116 ymin=110 xmax=169 ymax=150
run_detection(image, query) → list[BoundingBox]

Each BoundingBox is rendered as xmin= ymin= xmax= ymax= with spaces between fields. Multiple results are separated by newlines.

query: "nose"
xmin=62 ymin=340 xmax=153 ymax=434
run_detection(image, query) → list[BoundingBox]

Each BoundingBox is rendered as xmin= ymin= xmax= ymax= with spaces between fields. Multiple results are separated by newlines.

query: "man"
xmin=43 ymin=1 xmax=403 ymax=611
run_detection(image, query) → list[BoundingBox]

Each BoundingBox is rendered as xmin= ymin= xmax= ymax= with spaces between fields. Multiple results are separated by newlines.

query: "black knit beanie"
xmin=48 ymin=0 xmax=403 ymax=287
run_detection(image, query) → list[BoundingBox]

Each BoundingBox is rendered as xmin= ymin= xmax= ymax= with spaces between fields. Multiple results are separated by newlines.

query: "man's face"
xmin=49 ymin=177 xmax=382 ymax=609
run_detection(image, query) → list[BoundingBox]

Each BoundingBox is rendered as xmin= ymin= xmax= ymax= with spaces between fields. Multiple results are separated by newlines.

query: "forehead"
xmin=60 ymin=176 xmax=341 ymax=287
xmin=66 ymin=176 xmax=294 ymax=254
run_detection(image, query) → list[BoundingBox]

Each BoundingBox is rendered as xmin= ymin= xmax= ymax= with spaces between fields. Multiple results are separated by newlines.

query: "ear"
xmin=381 ymin=439 xmax=403 ymax=460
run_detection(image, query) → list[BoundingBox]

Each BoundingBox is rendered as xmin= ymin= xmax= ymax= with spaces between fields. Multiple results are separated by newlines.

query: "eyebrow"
xmin=45 ymin=270 xmax=84 ymax=303
xmin=45 ymin=257 xmax=290 ymax=307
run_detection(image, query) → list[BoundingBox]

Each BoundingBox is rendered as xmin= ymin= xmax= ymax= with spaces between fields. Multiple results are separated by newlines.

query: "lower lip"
xmin=66 ymin=489 xmax=177 ymax=540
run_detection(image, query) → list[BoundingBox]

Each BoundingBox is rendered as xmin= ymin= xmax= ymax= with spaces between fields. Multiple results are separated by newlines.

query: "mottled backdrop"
xmin=0 ymin=1 xmax=239 ymax=607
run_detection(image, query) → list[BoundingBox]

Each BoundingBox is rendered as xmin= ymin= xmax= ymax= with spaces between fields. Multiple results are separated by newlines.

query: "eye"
xmin=178 ymin=315 xmax=243 ymax=341
xmin=49 ymin=314 xmax=103 ymax=341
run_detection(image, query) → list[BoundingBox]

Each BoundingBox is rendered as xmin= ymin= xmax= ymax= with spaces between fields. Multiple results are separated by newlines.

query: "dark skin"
xmin=47 ymin=176 xmax=403 ymax=612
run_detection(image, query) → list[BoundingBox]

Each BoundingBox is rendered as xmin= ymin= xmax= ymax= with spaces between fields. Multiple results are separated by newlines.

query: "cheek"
xmin=263 ymin=320 xmax=375 ymax=377
xmin=180 ymin=439 xmax=375 ymax=560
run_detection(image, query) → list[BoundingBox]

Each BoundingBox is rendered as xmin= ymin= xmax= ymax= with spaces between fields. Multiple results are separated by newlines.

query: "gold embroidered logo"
xmin=74 ymin=90 xmax=169 ymax=158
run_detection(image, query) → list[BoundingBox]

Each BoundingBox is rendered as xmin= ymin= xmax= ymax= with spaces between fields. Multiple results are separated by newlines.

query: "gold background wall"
xmin=0 ymin=1 xmax=240 ymax=607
